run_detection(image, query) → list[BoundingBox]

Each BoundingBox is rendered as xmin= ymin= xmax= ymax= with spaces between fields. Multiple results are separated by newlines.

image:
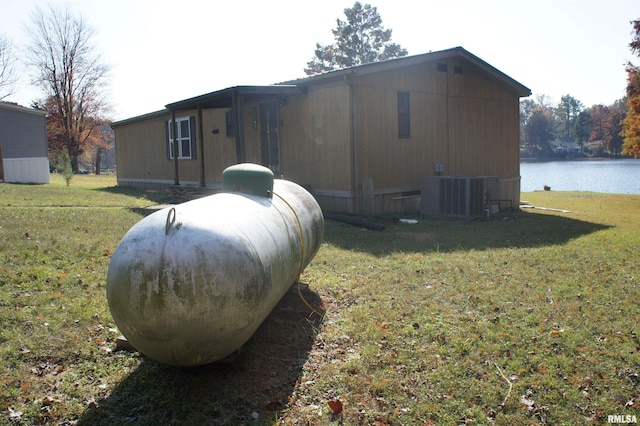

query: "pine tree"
xmin=305 ymin=2 xmax=407 ymax=75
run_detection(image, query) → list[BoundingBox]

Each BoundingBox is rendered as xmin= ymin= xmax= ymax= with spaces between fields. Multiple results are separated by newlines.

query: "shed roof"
xmin=0 ymin=101 xmax=47 ymax=116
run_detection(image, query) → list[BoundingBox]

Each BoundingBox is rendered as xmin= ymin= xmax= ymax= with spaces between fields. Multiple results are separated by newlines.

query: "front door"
xmin=259 ymin=102 xmax=280 ymax=176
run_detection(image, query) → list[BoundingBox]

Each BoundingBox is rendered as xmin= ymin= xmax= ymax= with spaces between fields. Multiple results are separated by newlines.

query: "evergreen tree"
xmin=555 ymin=94 xmax=583 ymax=140
xmin=524 ymin=107 xmax=555 ymax=154
xmin=305 ymin=2 xmax=407 ymax=75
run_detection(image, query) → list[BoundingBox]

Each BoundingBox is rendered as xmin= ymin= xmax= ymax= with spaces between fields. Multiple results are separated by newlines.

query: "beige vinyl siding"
xmin=114 ymin=112 xmax=173 ymax=183
xmin=279 ymin=82 xmax=353 ymax=192
xmin=114 ymin=109 xmax=238 ymax=187
xmin=112 ymin=48 xmax=527 ymax=213
xmin=353 ymin=62 xmax=449 ymax=190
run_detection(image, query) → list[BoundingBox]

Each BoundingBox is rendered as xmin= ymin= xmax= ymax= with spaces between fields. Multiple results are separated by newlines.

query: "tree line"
xmin=523 ymin=19 xmax=640 ymax=159
xmin=1 ymin=3 xmax=639 ymax=175
xmin=520 ymin=94 xmax=627 ymax=158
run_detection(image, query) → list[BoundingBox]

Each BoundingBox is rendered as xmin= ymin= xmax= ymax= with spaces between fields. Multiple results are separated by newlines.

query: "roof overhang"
xmin=0 ymin=101 xmax=48 ymax=116
xmin=280 ymin=47 xmax=531 ymax=98
xmin=111 ymin=46 xmax=530 ymax=128
xmin=165 ymin=85 xmax=307 ymax=111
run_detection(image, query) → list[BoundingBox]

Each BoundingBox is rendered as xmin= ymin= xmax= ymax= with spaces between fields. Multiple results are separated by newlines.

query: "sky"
xmin=2 ymin=0 xmax=639 ymax=121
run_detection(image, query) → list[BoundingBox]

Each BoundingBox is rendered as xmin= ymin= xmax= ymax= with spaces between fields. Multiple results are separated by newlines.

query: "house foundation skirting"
xmin=117 ymin=178 xmax=204 ymax=190
xmin=116 ymin=178 xmax=520 ymax=217
xmin=2 ymin=157 xmax=50 ymax=184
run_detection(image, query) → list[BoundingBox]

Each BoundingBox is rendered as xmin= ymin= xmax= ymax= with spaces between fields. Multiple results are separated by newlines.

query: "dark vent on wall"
xmin=437 ymin=62 xmax=448 ymax=72
xmin=454 ymin=65 xmax=463 ymax=74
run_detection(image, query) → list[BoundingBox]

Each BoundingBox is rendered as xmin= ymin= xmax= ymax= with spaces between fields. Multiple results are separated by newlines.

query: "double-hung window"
xmin=166 ymin=116 xmax=197 ymax=159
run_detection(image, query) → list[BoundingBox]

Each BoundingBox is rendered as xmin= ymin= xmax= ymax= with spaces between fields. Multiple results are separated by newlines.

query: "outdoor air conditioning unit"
xmin=420 ymin=176 xmax=500 ymax=219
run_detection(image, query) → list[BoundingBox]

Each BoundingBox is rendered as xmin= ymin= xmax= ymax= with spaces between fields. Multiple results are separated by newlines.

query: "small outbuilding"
xmin=0 ymin=102 xmax=50 ymax=184
xmin=111 ymin=47 xmax=530 ymax=216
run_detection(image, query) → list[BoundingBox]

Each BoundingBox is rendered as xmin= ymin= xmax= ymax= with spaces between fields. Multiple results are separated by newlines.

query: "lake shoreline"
xmin=520 ymin=156 xmax=632 ymax=163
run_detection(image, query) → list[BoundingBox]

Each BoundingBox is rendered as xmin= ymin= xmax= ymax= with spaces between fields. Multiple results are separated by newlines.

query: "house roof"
xmin=112 ymin=46 xmax=530 ymax=126
xmin=110 ymin=109 xmax=169 ymax=128
xmin=165 ymin=85 xmax=307 ymax=111
xmin=0 ymin=101 xmax=48 ymax=116
xmin=280 ymin=46 xmax=531 ymax=97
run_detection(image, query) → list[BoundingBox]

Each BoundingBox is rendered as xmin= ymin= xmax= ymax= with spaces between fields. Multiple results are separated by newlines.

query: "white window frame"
xmin=168 ymin=117 xmax=193 ymax=159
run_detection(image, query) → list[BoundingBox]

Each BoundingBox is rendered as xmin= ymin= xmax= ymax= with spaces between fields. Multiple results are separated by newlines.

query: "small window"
xmin=166 ymin=116 xmax=196 ymax=160
xmin=437 ymin=62 xmax=448 ymax=72
xmin=454 ymin=65 xmax=463 ymax=74
xmin=225 ymin=111 xmax=236 ymax=137
xmin=397 ymin=91 xmax=410 ymax=138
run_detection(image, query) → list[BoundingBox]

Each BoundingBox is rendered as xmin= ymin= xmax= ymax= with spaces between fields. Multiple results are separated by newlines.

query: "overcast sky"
xmin=2 ymin=0 xmax=639 ymax=120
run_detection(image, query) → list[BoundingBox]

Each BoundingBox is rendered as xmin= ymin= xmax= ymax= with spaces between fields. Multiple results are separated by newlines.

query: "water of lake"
xmin=520 ymin=159 xmax=640 ymax=194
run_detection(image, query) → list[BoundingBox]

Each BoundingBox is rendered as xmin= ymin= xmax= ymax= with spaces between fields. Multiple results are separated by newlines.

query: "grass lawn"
xmin=0 ymin=175 xmax=638 ymax=425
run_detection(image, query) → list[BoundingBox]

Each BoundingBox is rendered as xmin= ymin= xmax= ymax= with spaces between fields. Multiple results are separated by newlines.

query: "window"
xmin=225 ymin=110 xmax=236 ymax=137
xmin=437 ymin=62 xmax=448 ymax=72
xmin=397 ymin=91 xmax=410 ymax=138
xmin=166 ymin=116 xmax=197 ymax=159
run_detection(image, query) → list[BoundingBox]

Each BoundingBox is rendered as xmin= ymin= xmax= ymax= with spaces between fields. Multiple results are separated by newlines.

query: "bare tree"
xmin=0 ymin=34 xmax=18 ymax=100
xmin=26 ymin=5 xmax=110 ymax=172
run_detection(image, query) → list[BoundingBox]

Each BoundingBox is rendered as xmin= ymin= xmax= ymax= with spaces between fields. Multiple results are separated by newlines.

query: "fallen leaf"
xmin=328 ymin=399 xmax=343 ymax=415
xmin=519 ymin=395 xmax=535 ymax=409
xmin=8 ymin=407 xmax=23 ymax=421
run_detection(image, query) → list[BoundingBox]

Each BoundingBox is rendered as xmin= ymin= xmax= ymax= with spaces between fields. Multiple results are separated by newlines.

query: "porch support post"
xmin=232 ymin=90 xmax=246 ymax=163
xmin=197 ymin=104 xmax=205 ymax=187
xmin=171 ymin=108 xmax=180 ymax=185
xmin=349 ymin=79 xmax=360 ymax=215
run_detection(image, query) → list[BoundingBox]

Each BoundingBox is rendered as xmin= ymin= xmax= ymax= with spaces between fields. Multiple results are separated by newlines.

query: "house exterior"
xmin=0 ymin=102 xmax=50 ymax=184
xmin=551 ymin=137 xmax=583 ymax=155
xmin=111 ymin=47 xmax=530 ymax=216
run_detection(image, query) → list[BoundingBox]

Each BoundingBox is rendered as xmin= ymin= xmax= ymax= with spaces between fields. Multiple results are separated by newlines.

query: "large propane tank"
xmin=106 ymin=164 xmax=324 ymax=367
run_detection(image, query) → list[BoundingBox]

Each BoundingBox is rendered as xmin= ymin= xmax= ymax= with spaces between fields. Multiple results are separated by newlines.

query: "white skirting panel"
xmin=2 ymin=157 xmax=50 ymax=184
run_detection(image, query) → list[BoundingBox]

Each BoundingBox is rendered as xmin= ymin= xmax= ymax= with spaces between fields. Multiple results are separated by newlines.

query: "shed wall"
xmin=0 ymin=107 xmax=48 ymax=158
xmin=2 ymin=158 xmax=50 ymax=183
xmin=0 ymin=105 xmax=49 ymax=183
